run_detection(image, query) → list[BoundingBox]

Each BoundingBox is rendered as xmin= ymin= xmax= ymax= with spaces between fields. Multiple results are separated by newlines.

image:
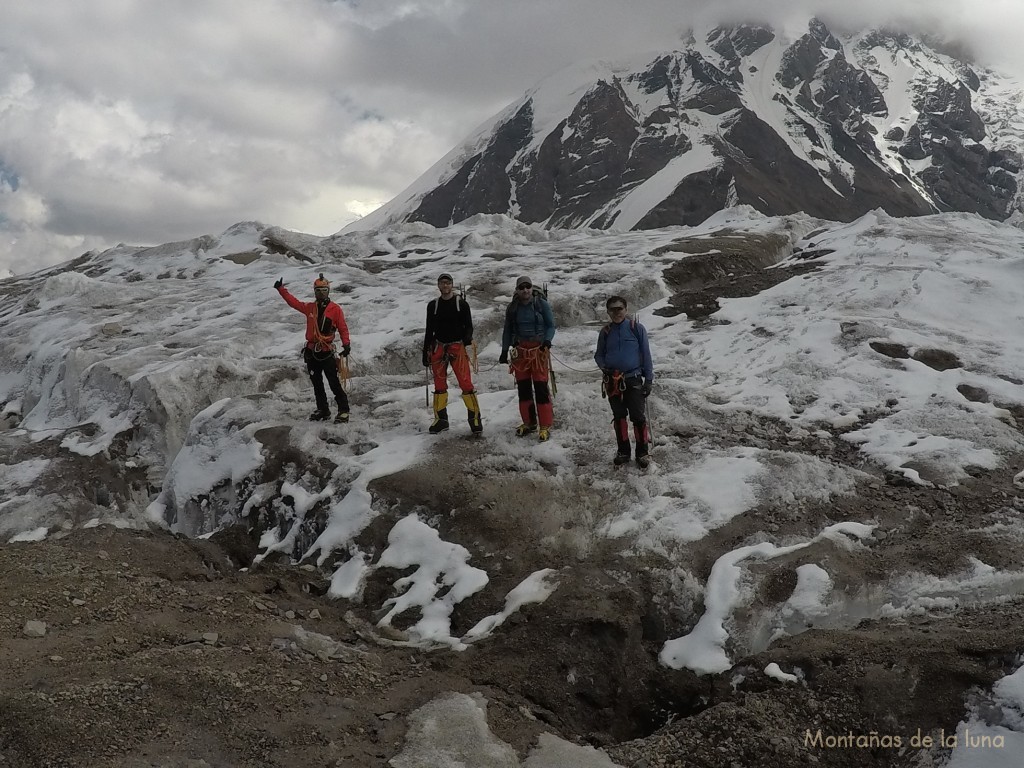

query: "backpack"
xmin=430 ymin=284 xmax=468 ymax=315
xmin=601 ymin=315 xmax=641 ymax=343
xmin=505 ymin=284 xmax=548 ymax=327
xmin=600 ymin=317 xmax=645 ymax=382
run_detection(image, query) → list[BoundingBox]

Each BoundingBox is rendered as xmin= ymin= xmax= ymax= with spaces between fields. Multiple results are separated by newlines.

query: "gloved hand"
xmin=499 ymin=350 xmax=509 ymax=365
xmin=642 ymin=379 xmax=653 ymax=397
xmin=541 ymin=340 xmax=552 ymax=350
xmin=463 ymin=338 xmax=473 ymax=347
xmin=341 ymin=345 xmax=351 ymax=358
xmin=422 ymin=350 xmax=430 ymax=367
xmin=273 ymin=278 xmax=284 ymax=289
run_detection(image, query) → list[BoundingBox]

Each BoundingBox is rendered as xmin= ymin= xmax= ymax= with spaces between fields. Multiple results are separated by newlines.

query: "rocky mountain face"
xmin=353 ymin=19 xmax=1024 ymax=232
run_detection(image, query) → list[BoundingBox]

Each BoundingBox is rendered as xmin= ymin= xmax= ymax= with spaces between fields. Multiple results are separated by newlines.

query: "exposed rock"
xmin=23 ymin=620 xmax=47 ymax=638
xmin=990 ymin=148 xmax=1023 ymax=173
xmin=777 ymin=32 xmax=828 ymax=90
xmin=870 ymin=341 xmax=911 ymax=359
xmin=361 ymin=19 xmax=1024 ymax=233
xmin=707 ymin=24 xmax=775 ymax=68
xmin=912 ymin=348 xmax=962 ymax=371
xmin=898 ymin=124 xmax=929 ymax=161
xmin=957 ymin=384 xmax=990 ymax=403
xmin=412 ymin=102 xmax=534 ymax=227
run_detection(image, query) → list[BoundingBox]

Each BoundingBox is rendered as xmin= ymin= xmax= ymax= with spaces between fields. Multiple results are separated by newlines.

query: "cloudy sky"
xmin=1 ymin=0 xmax=1021 ymax=278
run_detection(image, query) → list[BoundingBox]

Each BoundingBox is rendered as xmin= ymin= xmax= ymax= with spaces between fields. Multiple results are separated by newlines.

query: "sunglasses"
xmin=517 ymin=284 xmax=532 ymax=290
xmin=608 ymin=305 xmax=626 ymax=312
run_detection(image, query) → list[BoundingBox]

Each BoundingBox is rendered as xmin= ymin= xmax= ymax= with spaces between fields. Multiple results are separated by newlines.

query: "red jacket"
xmin=277 ymin=287 xmax=350 ymax=350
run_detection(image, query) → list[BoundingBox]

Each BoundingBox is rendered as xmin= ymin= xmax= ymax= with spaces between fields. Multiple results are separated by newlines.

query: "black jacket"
xmin=424 ymin=295 xmax=473 ymax=353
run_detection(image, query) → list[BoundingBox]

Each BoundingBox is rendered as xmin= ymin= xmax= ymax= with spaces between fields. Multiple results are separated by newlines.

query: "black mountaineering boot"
xmin=309 ymin=409 xmax=330 ymax=421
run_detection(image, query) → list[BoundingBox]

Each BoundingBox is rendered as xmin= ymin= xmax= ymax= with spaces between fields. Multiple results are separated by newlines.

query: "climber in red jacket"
xmin=274 ymin=273 xmax=351 ymax=423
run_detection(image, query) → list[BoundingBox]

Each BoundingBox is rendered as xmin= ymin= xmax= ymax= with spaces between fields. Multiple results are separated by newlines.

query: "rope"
xmin=299 ymin=351 xmax=611 ymax=388
xmin=337 ymin=355 xmax=350 ymax=391
xmin=548 ymin=351 xmax=602 ymax=374
xmin=341 ymin=357 xmax=415 ymax=390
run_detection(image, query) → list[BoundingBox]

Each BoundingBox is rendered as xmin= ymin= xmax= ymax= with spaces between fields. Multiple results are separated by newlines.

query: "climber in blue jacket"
xmin=594 ymin=295 xmax=654 ymax=468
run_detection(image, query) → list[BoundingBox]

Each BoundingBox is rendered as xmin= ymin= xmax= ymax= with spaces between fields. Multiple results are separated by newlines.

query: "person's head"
xmin=437 ymin=272 xmax=454 ymax=298
xmin=515 ymin=275 xmax=533 ymax=303
xmin=313 ymin=274 xmax=330 ymax=305
xmin=606 ymin=295 xmax=627 ymax=321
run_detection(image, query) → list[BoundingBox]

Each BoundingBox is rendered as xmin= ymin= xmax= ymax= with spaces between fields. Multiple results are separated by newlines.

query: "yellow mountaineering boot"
xmin=429 ymin=391 xmax=449 ymax=434
xmin=538 ymin=427 xmax=550 ymax=442
xmin=462 ymin=391 xmax=483 ymax=435
xmin=515 ymin=423 xmax=537 ymax=437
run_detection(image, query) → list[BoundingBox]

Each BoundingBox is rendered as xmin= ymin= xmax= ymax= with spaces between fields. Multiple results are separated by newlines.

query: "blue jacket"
xmin=502 ymin=296 xmax=556 ymax=351
xmin=595 ymin=316 xmax=654 ymax=381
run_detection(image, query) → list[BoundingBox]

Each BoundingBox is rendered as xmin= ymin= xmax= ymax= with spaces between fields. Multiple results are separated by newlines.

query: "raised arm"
xmin=277 ymin=285 xmax=308 ymax=314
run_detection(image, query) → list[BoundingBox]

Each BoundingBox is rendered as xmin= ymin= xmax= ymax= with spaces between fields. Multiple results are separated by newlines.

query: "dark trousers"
xmin=304 ymin=348 xmax=349 ymax=414
xmin=606 ymin=374 xmax=649 ymax=457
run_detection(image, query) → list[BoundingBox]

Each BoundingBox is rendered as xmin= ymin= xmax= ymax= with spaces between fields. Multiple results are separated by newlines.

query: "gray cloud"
xmin=1 ymin=0 xmax=1021 ymax=275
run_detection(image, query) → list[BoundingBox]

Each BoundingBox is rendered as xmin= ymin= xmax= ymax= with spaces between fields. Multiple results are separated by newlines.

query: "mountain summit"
xmin=349 ymin=19 xmax=1024 ymax=232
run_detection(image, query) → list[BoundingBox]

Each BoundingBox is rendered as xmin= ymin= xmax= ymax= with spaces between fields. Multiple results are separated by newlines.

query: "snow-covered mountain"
xmin=348 ymin=19 xmax=1024 ymax=233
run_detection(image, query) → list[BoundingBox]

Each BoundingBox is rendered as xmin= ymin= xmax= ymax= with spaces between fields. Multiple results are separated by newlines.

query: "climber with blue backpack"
xmin=500 ymin=275 xmax=556 ymax=441
xmin=595 ymin=295 xmax=654 ymax=468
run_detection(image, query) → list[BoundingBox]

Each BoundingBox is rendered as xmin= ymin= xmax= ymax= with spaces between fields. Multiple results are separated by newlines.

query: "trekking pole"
xmin=424 ymin=364 xmax=429 ymax=408
xmin=471 ymin=340 xmax=479 ymax=374
xmin=645 ymin=395 xmax=655 ymax=451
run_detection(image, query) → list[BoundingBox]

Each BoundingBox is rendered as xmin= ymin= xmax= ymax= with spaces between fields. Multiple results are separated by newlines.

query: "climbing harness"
xmin=601 ymin=370 xmax=627 ymax=398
